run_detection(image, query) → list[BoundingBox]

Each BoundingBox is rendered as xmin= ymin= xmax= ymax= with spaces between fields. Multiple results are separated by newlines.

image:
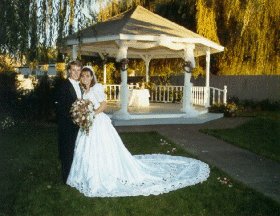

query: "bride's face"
xmin=80 ymin=71 xmax=93 ymax=87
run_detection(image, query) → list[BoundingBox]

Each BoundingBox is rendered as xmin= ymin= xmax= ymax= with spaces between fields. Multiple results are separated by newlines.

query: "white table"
xmin=128 ymin=89 xmax=150 ymax=107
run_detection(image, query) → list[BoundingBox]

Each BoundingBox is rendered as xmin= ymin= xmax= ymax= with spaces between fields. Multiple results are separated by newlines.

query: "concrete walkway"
xmin=116 ymin=117 xmax=280 ymax=203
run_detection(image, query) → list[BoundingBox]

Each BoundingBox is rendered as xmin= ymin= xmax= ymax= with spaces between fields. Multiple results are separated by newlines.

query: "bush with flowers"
xmin=209 ymin=102 xmax=238 ymax=117
xmin=224 ymin=102 xmax=238 ymax=117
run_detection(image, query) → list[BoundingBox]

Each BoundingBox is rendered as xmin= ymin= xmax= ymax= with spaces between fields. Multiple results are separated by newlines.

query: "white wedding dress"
xmin=67 ymin=84 xmax=210 ymax=197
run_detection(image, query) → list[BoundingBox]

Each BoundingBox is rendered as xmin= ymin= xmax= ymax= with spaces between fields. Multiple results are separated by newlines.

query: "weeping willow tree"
xmin=94 ymin=0 xmax=157 ymax=22
xmin=2 ymin=0 xmax=278 ymax=75
xmin=214 ymin=0 xmax=280 ymax=75
xmin=96 ymin=0 xmax=279 ymax=75
xmin=0 ymin=0 xmax=95 ymax=66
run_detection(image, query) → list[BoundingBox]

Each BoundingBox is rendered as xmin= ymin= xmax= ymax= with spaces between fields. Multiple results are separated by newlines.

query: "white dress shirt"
xmin=68 ymin=78 xmax=82 ymax=99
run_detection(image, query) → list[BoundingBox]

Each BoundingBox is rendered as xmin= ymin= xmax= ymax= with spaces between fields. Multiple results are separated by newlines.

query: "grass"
xmin=1 ymin=122 xmax=280 ymax=216
xmin=201 ymin=112 xmax=280 ymax=162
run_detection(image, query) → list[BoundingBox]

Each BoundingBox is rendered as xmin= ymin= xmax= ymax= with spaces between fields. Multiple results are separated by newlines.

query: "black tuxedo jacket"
xmin=55 ymin=79 xmax=80 ymax=171
xmin=56 ymin=79 xmax=78 ymax=122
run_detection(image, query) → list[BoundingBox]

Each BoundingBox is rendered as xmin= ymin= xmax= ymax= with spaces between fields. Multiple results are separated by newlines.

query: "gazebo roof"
xmin=62 ymin=5 xmax=224 ymax=59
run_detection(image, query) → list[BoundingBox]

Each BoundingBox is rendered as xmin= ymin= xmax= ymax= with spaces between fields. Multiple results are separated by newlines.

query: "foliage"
xmin=196 ymin=0 xmax=219 ymax=43
xmin=0 ymin=55 xmax=18 ymax=73
xmin=0 ymin=70 xmax=61 ymax=122
xmin=97 ymin=0 xmax=279 ymax=75
xmin=0 ymin=0 xmax=92 ymax=63
xmin=34 ymin=74 xmax=54 ymax=121
xmin=209 ymin=102 xmax=238 ymax=117
xmin=1 ymin=124 xmax=280 ymax=215
xmin=224 ymin=102 xmax=238 ymax=117
xmin=239 ymin=99 xmax=280 ymax=112
xmin=192 ymin=64 xmax=205 ymax=79
xmin=215 ymin=0 xmax=280 ymax=75
xmin=92 ymin=62 xmax=119 ymax=84
xmin=1 ymin=0 xmax=279 ymax=75
xmin=208 ymin=103 xmax=226 ymax=113
xmin=0 ymin=71 xmax=18 ymax=113
xmin=210 ymin=97 xmax=280 ymax=117
xmin=0 ymin=116 xmax=15 ymax=130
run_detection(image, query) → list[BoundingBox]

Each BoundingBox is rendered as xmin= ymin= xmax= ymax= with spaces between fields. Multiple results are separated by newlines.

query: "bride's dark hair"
xmin=80 ymin=67 xmax=96 ymax=91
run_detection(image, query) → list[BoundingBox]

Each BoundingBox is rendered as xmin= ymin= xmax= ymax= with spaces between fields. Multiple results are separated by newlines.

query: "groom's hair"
xmin=67 ymin=60 xmax=82 ymax=70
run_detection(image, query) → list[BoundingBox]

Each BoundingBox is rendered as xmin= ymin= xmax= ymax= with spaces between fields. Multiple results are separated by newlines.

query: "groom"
xmin=56 ymin=60 xmax=83 ymax=183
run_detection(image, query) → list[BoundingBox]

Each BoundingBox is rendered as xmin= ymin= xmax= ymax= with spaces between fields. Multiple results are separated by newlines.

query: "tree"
xmin=97 ymin=0 xmax=279 ymax=75
xmin=0 ymin=0 xmax=96 ymax=64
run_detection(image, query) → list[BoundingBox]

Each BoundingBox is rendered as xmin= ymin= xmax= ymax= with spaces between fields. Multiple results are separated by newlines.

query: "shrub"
xmin=224 ymin=102 xmax=238 ymax=117
xmin=259 ymin=99 xmax=280 ymax=111
xmin=208 ymin=103 xmax=226 ymax=113
xmin=0 ymin=71 xmax=18 ymax=110
xmin=0 ymin=116 xmax=15 ymax=130
xmin=209 ymin=102 xmax=238 ymax=117
xmin=0 ymin=71 xmax=61 ymax=122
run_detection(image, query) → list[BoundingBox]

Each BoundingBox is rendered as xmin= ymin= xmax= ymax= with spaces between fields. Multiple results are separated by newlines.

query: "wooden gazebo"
xmin=61 ymin=6 xmax=224 ymax=120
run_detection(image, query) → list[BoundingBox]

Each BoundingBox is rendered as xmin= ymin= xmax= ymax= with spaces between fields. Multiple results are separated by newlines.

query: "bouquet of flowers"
xmin=70 ymin=99 xmax=94 ymax=135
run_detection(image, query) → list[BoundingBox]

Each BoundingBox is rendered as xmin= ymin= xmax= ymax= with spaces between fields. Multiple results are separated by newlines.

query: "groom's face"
xmin=69 ymin=65 xmax=82 ymax=81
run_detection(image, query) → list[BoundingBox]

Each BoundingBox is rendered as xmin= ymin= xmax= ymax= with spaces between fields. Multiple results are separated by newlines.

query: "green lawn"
xmin=1 ymin=123 xmax=280 ymax=216
xmin=201 ymin=113 xmax=280 ymax=162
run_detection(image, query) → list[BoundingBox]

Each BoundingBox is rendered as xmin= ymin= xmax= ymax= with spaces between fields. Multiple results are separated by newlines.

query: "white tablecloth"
xmin=128 ymin=89 xmax=150 ymax=107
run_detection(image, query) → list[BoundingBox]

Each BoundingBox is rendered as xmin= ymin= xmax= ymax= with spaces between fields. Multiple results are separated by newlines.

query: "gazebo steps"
xmin=110 ymin=113 xmax=224 ymax=126
xmin=106 ymin=102 xmax=208 ymax=114
xmin=103 ymin=102 xmax=223 ymax=126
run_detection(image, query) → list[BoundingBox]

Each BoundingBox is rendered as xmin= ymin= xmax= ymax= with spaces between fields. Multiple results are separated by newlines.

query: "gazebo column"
xmin=140 ymin=55 xmax=152 ymax=83
xmin=99 ymin=53 xmax=108 ymax=84
xmin=103 ymin=64 xmax=107 ymax=84
xmin=145 ymin=60 xmax=150 ymax=82
xmin=205 ymin=48 xmax=210 ymax=107
xmin=113 ymin=43 xmax=131 ymax=120
xmin=98 ymin=52 xmax=107 ymax=85
xmin=72 ymin=45 xmax=78 ymax=60
xmin=181 ymin=44 xmax=199 ymax=117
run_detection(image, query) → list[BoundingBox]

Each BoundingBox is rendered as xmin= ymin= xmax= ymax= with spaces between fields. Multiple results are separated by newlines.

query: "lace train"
xmin=67 ymin=153 xmax=210 ymax=197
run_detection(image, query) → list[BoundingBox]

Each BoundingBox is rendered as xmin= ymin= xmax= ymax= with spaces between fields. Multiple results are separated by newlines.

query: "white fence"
xmin=104 ymin=84 xmax=227 ymax=106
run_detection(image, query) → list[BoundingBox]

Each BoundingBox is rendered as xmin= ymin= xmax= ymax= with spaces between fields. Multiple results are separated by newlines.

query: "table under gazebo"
xmin=61 ymin=5 xmax=227 ymax=120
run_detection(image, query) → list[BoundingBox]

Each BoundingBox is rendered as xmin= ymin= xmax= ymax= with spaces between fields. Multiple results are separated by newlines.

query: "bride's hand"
xmin=94 ymin=101 xmax=106 ymax=116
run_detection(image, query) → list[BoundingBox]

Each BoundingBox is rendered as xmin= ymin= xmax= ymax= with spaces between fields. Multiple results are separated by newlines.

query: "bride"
xmin=67 ymin=66 xmax=210 ymax=197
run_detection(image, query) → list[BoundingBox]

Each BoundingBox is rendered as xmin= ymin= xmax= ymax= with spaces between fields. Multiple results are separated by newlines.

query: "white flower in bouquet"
xmin=70 ymin=99 xmax=94 ymax=135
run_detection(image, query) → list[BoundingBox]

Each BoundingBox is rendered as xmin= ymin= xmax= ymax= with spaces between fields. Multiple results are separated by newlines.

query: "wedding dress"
xmin=67 ymin=84 xmax=210 ymax=197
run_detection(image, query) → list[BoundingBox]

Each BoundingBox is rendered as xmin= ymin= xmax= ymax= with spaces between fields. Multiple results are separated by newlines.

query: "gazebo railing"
xmin=191 ymin=86 xmax=207 ymax=106
xmin=104 ymin=84 xmax=135 ymax=101
xmin=209 ymin=86 xmax=227 ymax=105
xmin=149 ymin=85 xmax=207 ymax=106
xmin=104 ymin=84 xmax=120 ymax=101
xmin=150 ymin=85 xmax=184 ymax=103
xmin=104 ymin=84 xmax=227 ymax=106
